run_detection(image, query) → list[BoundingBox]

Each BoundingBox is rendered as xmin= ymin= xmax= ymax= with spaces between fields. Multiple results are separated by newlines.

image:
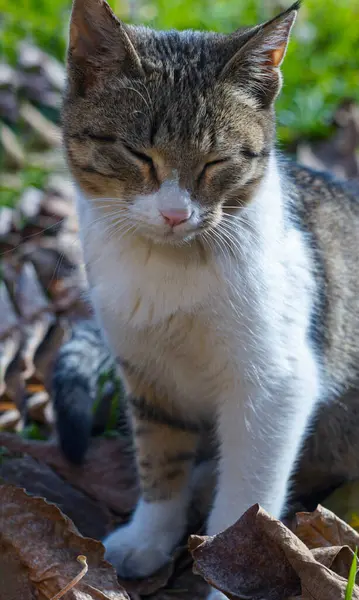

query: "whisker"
xmin=101 ymin=217 xmax=132 ymax=240
xmin=216 ymin=227 xmax=243 ymax=262
xmin=0 ymin=218 xmax=66 ymax=258
xmin=107 ymin=220 xmax=138 ymax=244
xmin=206 ymin=227 xmax=232 ymax=265
xmin=221 ymin=215 xmax=261 ymax=244
xmin=82 ymin=210 xmax=128 ymax=233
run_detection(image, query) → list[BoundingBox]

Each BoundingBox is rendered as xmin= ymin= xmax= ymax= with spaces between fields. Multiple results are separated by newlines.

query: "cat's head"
xmin=63 ymin=0 xmax=298 ymax=246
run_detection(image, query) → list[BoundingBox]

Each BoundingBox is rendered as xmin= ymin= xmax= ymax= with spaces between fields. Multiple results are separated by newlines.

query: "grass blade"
xmin=345 ymin=547 xmax=358 ymax=600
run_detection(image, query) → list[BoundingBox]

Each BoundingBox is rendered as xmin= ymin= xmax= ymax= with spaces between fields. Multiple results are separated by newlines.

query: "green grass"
xmin=1 ymin=166 xmax=50 ymax=208
xmin=345 ymin=548 xmax=358 ymax=600
xmin=1 ymin=0 xmax=359 ymax=144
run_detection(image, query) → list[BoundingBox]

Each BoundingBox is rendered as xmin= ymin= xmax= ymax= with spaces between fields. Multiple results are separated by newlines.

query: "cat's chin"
xmin=136 ymin=228 xmax=199 ymax=247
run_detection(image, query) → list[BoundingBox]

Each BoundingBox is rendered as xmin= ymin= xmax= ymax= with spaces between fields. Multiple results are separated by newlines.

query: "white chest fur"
xmin=75 ymin=160 xmax=316 ymax=418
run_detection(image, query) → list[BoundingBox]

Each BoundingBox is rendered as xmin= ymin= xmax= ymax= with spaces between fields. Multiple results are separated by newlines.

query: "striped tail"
xmin=52 ymin=320 xmax=114 ymax=464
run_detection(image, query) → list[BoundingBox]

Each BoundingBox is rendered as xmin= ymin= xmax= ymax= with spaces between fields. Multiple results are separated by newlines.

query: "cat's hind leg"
xmin=103 ymin=386 xmax=199 ymax=579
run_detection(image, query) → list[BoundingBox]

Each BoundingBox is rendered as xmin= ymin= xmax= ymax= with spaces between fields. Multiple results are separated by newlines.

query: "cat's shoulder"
xmin=282 ymin=157 xmax=359 ymax=207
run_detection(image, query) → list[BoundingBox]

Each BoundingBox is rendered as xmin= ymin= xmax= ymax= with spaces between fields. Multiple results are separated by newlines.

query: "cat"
xmin=59 ymin=0 xmax=359 ymax=598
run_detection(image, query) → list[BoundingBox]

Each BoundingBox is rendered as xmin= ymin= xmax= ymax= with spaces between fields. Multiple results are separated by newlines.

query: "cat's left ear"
xmin=221 ymin=1 xmax=299 ymax=108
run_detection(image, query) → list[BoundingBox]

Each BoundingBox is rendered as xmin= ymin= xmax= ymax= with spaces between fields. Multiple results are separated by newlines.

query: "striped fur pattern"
xmin=53 ymin=319 xmax=114 ymax=463
xmin=59 ymin=2 xmax=359 ymax=598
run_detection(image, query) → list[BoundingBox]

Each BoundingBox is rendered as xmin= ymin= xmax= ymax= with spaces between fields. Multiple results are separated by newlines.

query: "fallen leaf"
xmin=0 ymin=454 xmax=112 ymax=539
xmin=31 ymin=321 xmax=68 ymax=388
xmin=0 ymin=540 xmax=37 ymax=600
xmin=0 ymin=122 xmax=25 ymax=168
xmin=151 ymin=555 xmax=208 ymax=600
xmin=311 ymin=546 xmax=355 ymax=579
xmin=118 ymin=547 xmax=188 ymax=597
xmin=15 ymin=261 xmax=52 ymax=321
xmin=26 ymin=390 xmax=51 ymax=423
xmin=21 ymin=315 xmax=55 ymax=379
xmin=0 ymin=402 xmax=17 ymax=411
xmin=0 ymin=484 xmax=130 ymax=600
xmin=293 ymin=505 xmax=359 ymax=550
xmin=0 ymin=433 xmax=139 ymax=515
xmin=190 ymin=505 xmax=301 ymax=600
xmin=190 ymin=504 xmax=359 ymax=600
xmin=0 ymin=333 xmax=22 ymax=398
xmin=20 ymin=102 xmax=62 ymax=148
xmin=0 ymin=408 xmax=22 ymax=431
xmin=0 ymin=281 xmax=20 ymax=340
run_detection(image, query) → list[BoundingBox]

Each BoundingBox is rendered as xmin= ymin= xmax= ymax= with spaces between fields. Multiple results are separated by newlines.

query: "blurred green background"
xmin=0 ymin=0 xmax=359 ymax=208
xmin=1 ymin=0 xmax=359 ymax=142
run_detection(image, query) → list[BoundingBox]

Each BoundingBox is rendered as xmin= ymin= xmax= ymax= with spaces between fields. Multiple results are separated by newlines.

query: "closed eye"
xmin=83 ymin=131 xmax=117 ymax=143
xmin=242 ymin=148 xmax=270 ymax=159
xmin=242 ymin=148 xmax=260 ymax=159
xmin=123 ymin=144 xmax=154 ymax=167
xmin=198 ymin=158 xmax=230 ymax=183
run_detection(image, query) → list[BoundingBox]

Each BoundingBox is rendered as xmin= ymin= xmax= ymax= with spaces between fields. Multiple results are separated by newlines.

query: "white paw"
xmin=103 ymin=496 xmax=188 ymax=579
xmin=103 ymin=522 xmax=171 ymax=579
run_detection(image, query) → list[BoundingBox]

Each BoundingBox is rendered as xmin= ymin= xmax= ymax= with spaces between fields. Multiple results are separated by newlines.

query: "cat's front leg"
xmin=207 ymin=358 xmax=320 ymax=535
xmin=203 ymin=363 xmax=319 ymax=600
xmin=103 ymin=389 xmax=198 ymax=579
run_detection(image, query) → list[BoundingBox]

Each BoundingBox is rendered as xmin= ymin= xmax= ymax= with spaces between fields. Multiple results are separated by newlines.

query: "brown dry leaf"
xmin=293 ymin=504 xmax=359 ymax=550
xmin=0 ymin=333 xmax=22 ymax=397
xmin=151 ymin=556 xmax=208 ymax=600
xmin=0 ymin=122 xmax=25 ymax=168
xmin=0 ymin=453 xmax=112 ymax=539
xmin=0 ymin=484 xmax=130 ymax=600
xmin=1 ymin=354 xmax=27 ymax=406
xmin=26 ymin=390 xmax=51 ymax=422
xmin=0 ymin=281 xmax=20 ymax=340
xmin=0 ymin=539 xmax=38 ymax=600
xmin=190 ymin=504 xmax=359 ymax=600
xmin=32 ymin=320 xmax=68 ymax=389
xmin=0 ymin=278 xmax=22 ymax=397
xmin=0 ymin=433 xmax=139 ymax=515
xmin=190 ymin=504 xmax=300 ymax=600
xmin=311 ymin=546 xmax=355 ymax=580
xmin=20 ymin=101 xmax=62 ymax=148
xmin=118 ymin=547 xmax=188 ymax=598
xmin=15 ymin=261 xmax=52 ymax=321
xmin=21 ymin=315 xmax=56 ymax=379
xmin=0 ymin=408 xmax=22 ymax=431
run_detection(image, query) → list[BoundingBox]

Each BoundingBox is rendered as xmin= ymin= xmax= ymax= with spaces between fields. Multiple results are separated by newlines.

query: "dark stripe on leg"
xmin=129 ymin=395 xmax=200 ymax=433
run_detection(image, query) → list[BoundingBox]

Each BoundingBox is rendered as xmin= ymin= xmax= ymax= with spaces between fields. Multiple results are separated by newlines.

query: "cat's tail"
xmin=52 ymin=319 xmax=114 ymax=464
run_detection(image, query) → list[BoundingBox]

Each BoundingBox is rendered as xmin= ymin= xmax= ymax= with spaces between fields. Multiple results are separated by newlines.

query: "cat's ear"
xmin=221 ymin=2 xmax=299 ymax=107
xmin=68 ymin=0 xmax=143 ymax=90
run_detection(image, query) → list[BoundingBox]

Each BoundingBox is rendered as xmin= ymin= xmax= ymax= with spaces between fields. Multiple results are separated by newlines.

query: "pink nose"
xmin=160 ymin=209 xmax=191 ymax=227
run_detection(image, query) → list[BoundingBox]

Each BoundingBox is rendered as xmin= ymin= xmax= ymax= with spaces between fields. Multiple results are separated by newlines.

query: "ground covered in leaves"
xmin=1 ymin=44 xmax=359 ymax=600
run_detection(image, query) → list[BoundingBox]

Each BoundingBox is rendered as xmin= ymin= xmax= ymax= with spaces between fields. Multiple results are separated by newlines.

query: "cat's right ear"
xmin=67 ymin=0 xmax=143 ymax=92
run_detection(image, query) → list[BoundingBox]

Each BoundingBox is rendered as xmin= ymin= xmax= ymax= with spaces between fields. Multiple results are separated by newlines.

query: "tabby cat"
xmin=58 ymin=0 xmax=359 ymax=597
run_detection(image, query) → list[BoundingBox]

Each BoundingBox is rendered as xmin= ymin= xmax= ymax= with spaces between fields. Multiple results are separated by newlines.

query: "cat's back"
xmin=287 ymin=162 xmax=359 ymax=391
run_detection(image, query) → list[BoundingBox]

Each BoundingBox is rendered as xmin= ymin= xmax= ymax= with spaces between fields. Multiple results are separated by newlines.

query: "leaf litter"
xmin=1 ymin=43 xmax=359 ymax=600
xmin=0 ymin=485 xmax=129 ymax=600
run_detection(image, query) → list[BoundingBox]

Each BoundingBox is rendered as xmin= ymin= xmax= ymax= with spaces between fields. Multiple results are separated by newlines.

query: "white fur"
xmin=104 ymin=494 xmax=188 ymax=578
xmin=77 ymin=153 xmax=320 ymax=578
